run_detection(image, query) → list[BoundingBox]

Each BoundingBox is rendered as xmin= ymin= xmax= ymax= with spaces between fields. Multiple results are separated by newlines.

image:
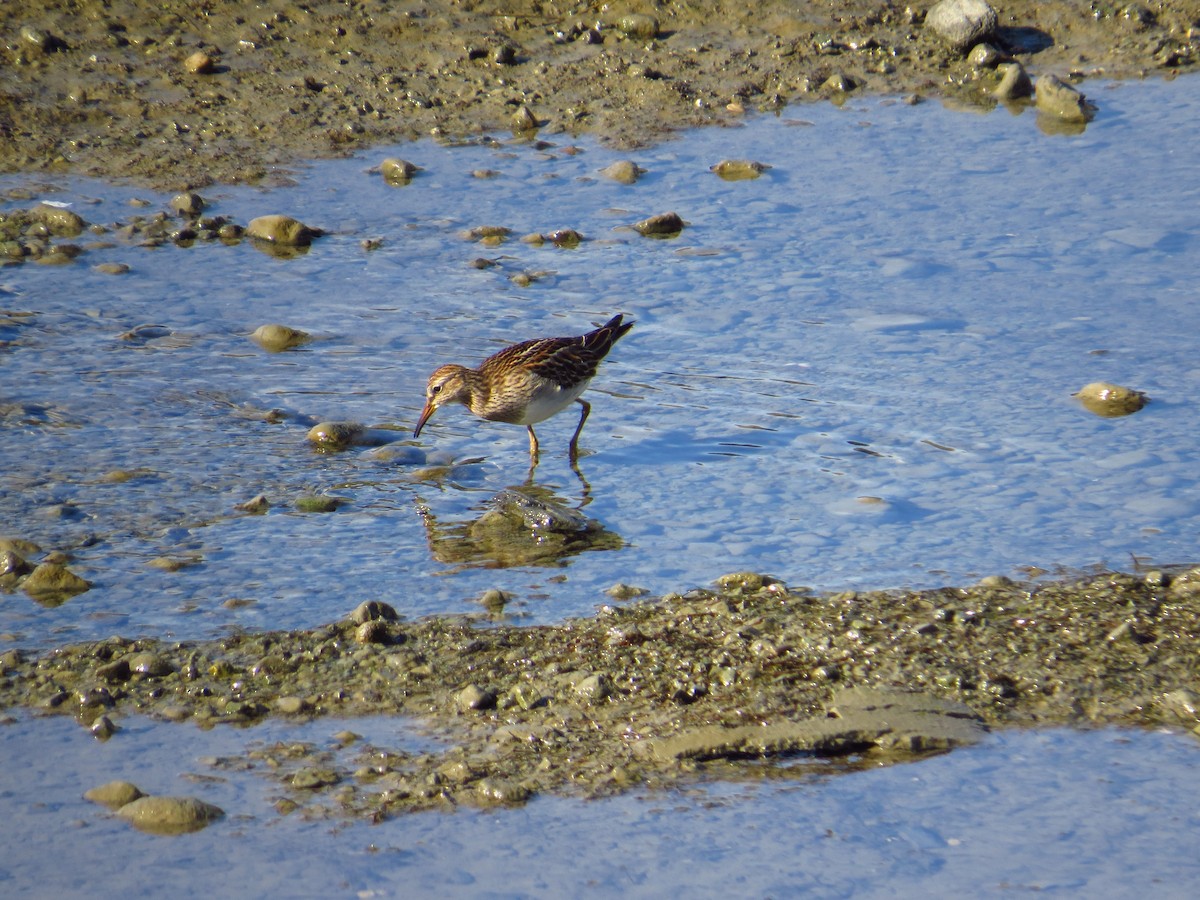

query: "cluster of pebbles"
xmin=4 ymin=566 xmax=1200 ymax=821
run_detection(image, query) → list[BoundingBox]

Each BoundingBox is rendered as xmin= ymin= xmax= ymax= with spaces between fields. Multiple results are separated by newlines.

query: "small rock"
xmin=245 ymin=215 xmax=321 ymax=246
xmin=91 ymin=715 xmax=118 ymax=739
xmin=184 ymin=51 xmax=215 ymax=74
xmin=926 ymin=0 xmax=998 ymax=53
xmin=1075 ymin=381 xmax=1147 ymax=417
xmin=599 ymin=160 xmax=645 ymax=184
xmin=128 ymin=652 xmax=172 ymax=677
xmin=84 ymin=781 xmax=145 ymax=810
xmin=236 ymin=494 xmax=270 ymax=513
xmin=306 ymin=421 xmax=369 ymax=449
xmin=710 ymin=159 xmax=771 ymax=181
xmin=1036 ymin=74 xmax=1093 ymax=122
xmin=993 ymin=62 xmax=1033 ymax=101
xmin=967 ymin=42 xmax=1007 ymax=68
xmin=512 ymin=105 xmax=540 ymax=131
xmin=456 ymin=684 xmax=497 ymax=711
xmin=605 ymin=583 xmax=648 ymax=600
xmin=574 ymin=673 xmax=614 ymax=703
xmin=28 ymin=203 xmax=86 ymax=237
xmin=355 ymin=620 xmax=392 ymax=644
xmin=380 ymin=158 xmax=420 ymax=184
xmin=94 ymin=262 xmax=130 ymax=275
xmin=251 ymin=323 xmax=310 ymax=351
xmin=350 ymin=599 xmax=400 ymax=624
xmin=616 ymin=14 xmax=659 ymax=40
xmin=275 ymin=696 xmax=309 ymax=714
xmin=633 ymin=211 xmax=684 ymax=236
xmin=116 ymin=795 xmax=224 ymax=834
xmin=22 ymin=562 xmax=91 ymax=601
xmin=169 ymin=192 xmax=206 ymax=216
xmin=479 ymin=589 xmax=511 ymax=612
xmin=294 ymin=495 xmax=342 ymax=513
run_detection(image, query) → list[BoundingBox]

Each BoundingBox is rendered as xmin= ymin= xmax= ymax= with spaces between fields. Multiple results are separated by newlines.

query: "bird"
xmin=414 ymin=314 xmax=634 ymax=461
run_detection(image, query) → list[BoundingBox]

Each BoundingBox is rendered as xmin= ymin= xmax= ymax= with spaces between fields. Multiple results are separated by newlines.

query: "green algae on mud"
xmin=4 ymin=566 xmax=1200 ymax=819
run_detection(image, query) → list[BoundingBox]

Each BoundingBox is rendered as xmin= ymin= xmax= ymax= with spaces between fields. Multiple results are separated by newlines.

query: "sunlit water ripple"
xmin=3 ymin=76 xmax=1199 ymax=646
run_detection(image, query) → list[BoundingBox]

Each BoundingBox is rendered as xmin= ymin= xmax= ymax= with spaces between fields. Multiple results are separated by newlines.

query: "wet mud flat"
xmin=2 ymin=1 xmax=1199 ymax=188
xmin=3 ymin=566 xmax=1200 ymax=820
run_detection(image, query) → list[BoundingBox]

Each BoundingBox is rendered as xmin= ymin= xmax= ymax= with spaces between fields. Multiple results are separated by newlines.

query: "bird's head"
xmin=414 ymin=364 xmax=471 ymax=437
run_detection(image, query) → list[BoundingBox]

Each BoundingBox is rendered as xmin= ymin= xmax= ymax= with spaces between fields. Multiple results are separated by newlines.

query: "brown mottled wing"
xmin=483 ymin=315 xmax=634 ymax=390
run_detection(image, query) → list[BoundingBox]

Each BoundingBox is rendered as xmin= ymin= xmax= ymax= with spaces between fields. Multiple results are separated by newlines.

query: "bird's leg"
xmin=527 ymin=425 xmax=540 ymax=460
xmin=568 ymin=399 xmax=592 ymax=461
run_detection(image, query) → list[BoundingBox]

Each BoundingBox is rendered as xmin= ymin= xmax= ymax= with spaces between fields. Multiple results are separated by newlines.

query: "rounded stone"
xmin=251 ymin=323 xmax=310 ymax=351
xmin=115 ymin=795 xmax=224 ymax=834
xmin=926 ymin=0 xmax=998 ymax=52
xmin=246 ymin=215 xmax=320 ymax=246
xmin=1075 ymin=381 xmax=1147 ymax=417
xmin=84 ymin=780 xmax=145 ymax=810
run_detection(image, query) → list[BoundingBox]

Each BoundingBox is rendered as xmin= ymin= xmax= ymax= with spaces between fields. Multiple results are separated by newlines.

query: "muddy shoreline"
xmin=4 ymin=566 xmax=1200 ymax=817
xmin=2 ymin=1 xmax=1198 ymax=189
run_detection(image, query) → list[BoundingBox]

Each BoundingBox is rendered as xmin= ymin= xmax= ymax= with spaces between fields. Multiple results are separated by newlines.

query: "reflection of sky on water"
xmin=2 ymin=77 xmax=1199 ymax=645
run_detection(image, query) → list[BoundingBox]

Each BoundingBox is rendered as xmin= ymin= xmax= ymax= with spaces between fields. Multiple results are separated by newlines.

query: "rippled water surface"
xmin=4 ymin=78 xmax=1200 ymax=645
xmin=4 ymin=75 xmax=1200 ymax=896
xmin=2 ymin=713 xmax=1198 ymax=897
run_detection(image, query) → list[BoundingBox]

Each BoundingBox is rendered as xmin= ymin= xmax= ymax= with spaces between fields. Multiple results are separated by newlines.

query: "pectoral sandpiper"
xmin=414 ymin=314 xmax=634 ymax=461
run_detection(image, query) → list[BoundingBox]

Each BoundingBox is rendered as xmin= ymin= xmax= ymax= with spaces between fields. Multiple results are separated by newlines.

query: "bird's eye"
xmin=431 ymin=384 xmax=443 ymax=395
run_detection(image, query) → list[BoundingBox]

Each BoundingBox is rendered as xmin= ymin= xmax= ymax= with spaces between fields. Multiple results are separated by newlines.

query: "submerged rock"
xmin=22 ymin=562 xmax=91 ymax=603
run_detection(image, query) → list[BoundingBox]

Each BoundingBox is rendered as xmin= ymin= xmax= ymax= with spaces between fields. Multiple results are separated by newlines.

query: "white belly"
xmin=515 ymin=378 xmax=591 ymax=425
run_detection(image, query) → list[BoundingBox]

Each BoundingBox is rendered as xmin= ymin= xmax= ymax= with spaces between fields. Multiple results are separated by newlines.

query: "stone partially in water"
xmin=598 ymin=160 xmax=644 ymax=184
xmin=1075 ymin=381 xmax=1147 ymax=417
xmin=1036 ymin=74 xmax=1093 ymax=122
xmin=246 ymin=214 xmax=321 ymax=246
xmin=115 ymin=795 xmax=225 ymax=834
xmin=380 ymin=158 xmax=420 ymax=184
xmin=251 ymin=323 xmax=310 ymax=351
xmin=22 ymin=562 xmax=91 ymax=603
xmin=84 ymin=780 xmax=145 ymax=810
xmin=993 ymin=62 xmax=1033 ymax=101
xmin=925 ymin=0 xmax=997 ymax=53
xmin=28 ymin=203 xmax=86 ymax=237
xmin=306 ymin=421 xmax=368 ymax=448
xmin=633 ymin=211 xmax=684 ymax=236
xmin=710 ymin=159 xmax=771 ymax=181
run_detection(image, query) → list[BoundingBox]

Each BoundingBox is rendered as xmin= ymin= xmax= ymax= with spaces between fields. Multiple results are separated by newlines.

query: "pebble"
xmin=84 ymin=780 xmax=145 ymax=810
xmin=456 ymin=684 xmax=497 ymax=710
xmin=598 ymin=160 xmax=645 ymax=184
xmin=511 ymin=105 xmax=539 ymax=131
xmin=115 ymin=795 xmax=225 ymax=834
xmin=380 ymin=158 xmax=420 ymax=184
xmin=993 ymin=62 xmax=1033 ymax=101
xmin=616 ymin=14 xmax=659 ymax=40
xmin=633 ymin=211 xmax=684 ymax=236
xmin=1036 ymin=74 xmax=1093 ymax=122
xmin=184 ymin=51 xmax=215 ymax=74
xmin=245 ymin=214 xmax=321 ymax=246
xmin=710 ymin=159 xmax=771 ymax=181
xmin=925 ymin=0 xmax=998 ymax=52
xmin=21 ymin=562 xmax=91 ymax=601
xmin=1075 ymin=381 xmax=1147 ymax=417
xmin=251 ymin=323 xmax=310 ymax=351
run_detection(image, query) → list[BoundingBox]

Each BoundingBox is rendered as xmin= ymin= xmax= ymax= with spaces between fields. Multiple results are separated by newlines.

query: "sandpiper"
xmin=414 ymin=314 xmax=634 ymax=461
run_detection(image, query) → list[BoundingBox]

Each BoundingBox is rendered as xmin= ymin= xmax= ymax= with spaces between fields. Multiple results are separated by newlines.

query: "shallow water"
xmin=4 ymin=78 xmax=1200 ymax=645
xmin=4 ymin=76 xmax=1200 ymax=896
xmin=1 ymin=712 xmax=1197 ymax=897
